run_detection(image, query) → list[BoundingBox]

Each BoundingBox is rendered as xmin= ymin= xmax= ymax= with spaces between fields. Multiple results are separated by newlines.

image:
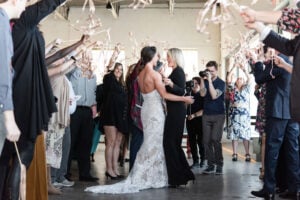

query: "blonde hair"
xmin=167 ymin=48 xmax=185 ymax=68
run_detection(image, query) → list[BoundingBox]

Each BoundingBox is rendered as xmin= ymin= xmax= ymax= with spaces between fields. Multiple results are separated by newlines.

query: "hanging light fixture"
xmin=106 ymin=1 xmax=112 ymax=9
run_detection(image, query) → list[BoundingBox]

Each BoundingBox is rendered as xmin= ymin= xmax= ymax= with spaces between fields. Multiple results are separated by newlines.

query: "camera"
xmin=199 ymin=69 xmax=210 ymax=78
xmin=154 ymin=60 xmax=163 ymax=72
xmin=185 ymin=80 xmax=194 ymax=94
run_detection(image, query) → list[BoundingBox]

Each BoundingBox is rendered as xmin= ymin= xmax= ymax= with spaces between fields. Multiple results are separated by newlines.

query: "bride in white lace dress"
xmin=85 ymin=46 xmax=193 ymax=194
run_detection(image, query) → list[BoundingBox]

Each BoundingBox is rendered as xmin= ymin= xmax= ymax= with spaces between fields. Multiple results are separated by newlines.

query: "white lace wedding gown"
xmin=85 ymin=90 xmax=168 ymax=194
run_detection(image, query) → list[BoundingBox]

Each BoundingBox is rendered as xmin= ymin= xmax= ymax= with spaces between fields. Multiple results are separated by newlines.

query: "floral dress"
xmin=277 ymin=8 xmax=300 ymax=34
xmin=254 ymin=84 xmax=267 ymax=136
xmin=227 ymin=83 xmax=251 ymax=141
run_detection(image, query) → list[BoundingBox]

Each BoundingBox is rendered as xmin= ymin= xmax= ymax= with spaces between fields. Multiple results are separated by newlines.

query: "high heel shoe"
xmin=245 ymin=154 xmax=251 ymax=162
xmin=117 ymin=174 xmax=125 ymax=179
xmin=105 ymin=172 xmax=118 ymax=180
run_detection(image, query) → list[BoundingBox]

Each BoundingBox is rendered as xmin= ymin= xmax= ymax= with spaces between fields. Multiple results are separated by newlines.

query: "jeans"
xmin=129 ymin=124 xmax=143 ymax=171
xmin=202 ymin=114 xmax=225 ymax=167
xmin=51 ymin=126 xmax=71 ymax=182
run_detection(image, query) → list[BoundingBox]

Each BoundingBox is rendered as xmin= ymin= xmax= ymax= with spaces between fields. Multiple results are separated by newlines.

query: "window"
xmin=182 ymin=50 xmax=198 ymax=80
xmin=91 ymin=49 xmax=126 ymax=84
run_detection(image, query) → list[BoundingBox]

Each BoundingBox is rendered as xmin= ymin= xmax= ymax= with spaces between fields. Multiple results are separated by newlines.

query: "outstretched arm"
xmin=238 ymin=63 xmax=251 ymax=85
xmin=107 ymin=44 xmax=121 ymax=71
xmin=20 ymin=0 xmax=67 ymax=29
xmin=240 ymin=7 xmax=281 ymax=25
xmin=46 ymin=35 xmax=87 ymax=66
xmin=227 ymin=65 xmax=236 ymax=84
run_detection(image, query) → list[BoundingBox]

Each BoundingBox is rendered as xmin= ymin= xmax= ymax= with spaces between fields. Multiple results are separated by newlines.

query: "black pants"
xmin=163 ymin=104 xmax=195 ymax=185
xmin=263 ymin=118 xmax=299 ymax=193
xmin=68 ymin=106 xmax=94 ymax=178
xmin=0 ymin=139 xmax=35 ymax=200
xmin=275 ymin=142 xmax=288 ymax=191
xmin=186 ymin=116 xmax=205 ymax=164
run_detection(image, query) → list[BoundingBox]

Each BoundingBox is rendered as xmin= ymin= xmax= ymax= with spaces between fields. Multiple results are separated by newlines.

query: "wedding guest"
xmin=67 ymin=52 xmax=98 ymax=182
xmin=102 ymin=63 xmax=128 ymax=179
xmin=186 ymin=77 xmax=205 ymax=168
xmin=163 ymin=48 xmax=195 ymax=187
xmin=46 ymin=38 xmax=85 ymax=193
xmin=200 ymin=61 xmax=226 ymax=175
xmin=226 ymin=63 xmax=251 ymax=162
xmin=0 ymin=0 xmax=67 ymax=198
xmin=127 ymin=62 xmax=144 ymax=170
xmin=0 ymin=0 xmax=25 ymax=156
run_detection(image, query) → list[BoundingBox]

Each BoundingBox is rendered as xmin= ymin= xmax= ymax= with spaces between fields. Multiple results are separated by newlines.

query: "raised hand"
xmin=274 ymin=55 xmax=287 ymax=68
xmin=240 ymin=6 xmax=257 ymax=23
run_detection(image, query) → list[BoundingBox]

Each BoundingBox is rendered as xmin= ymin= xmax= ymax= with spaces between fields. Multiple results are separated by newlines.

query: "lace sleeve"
xmin=277 ymin=8 xmax=300 ymax=34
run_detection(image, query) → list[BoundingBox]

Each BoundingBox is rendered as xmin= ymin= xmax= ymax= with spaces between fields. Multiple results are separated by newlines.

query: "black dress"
xmin=102 ymin=72 xmax=128 ymax=134
xmin=163 ymin=67 xmax=195 ymax=185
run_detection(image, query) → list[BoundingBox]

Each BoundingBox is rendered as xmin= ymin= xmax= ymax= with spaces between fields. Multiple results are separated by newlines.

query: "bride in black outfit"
xmin=163 ymin=48 xmax=195 ymax=186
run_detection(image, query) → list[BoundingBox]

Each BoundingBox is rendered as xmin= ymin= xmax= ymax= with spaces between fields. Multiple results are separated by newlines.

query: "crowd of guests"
xmin=1 ymin=0 xmax=300 ymax=199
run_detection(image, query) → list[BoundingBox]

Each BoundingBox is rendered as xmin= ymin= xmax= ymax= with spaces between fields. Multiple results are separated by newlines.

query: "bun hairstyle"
xmin=139 ymin=46 xmax=157 ymax=72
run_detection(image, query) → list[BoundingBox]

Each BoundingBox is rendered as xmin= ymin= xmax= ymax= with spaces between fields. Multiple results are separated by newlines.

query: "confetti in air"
xmin=196 ymin=0 xmax=243 ymax=42
xmin=129 ymin=0 xmax=153 ymax=9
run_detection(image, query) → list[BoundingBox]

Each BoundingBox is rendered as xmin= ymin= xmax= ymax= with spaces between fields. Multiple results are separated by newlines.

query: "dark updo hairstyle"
xmin=139 ymin=46 xmax=157 ymax=72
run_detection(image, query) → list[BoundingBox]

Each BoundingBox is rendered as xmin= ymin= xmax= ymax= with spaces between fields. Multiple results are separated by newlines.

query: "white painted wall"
xmin=40 ymin=4 xmax=221 ymax=79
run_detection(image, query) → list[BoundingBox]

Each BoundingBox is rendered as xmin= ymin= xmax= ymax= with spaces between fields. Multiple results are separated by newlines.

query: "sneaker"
xmin=190 ymin=163 xmax=201 ymax=169
xmin=53 ymin=179 xmax=75 ymax=187
xmin=202 ymin=165 xmax=215 ymax=174
xmin=199 ymin=160 xmax=205 ymax=168
xmin=215 ymin=166 xmax=223 ymax=175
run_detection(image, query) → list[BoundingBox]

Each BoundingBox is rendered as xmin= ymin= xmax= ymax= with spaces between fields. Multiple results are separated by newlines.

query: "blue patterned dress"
xmin=228 ymin=83 xmax=251 ymax=141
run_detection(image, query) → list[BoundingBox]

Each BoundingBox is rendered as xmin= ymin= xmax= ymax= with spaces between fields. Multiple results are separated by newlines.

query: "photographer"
xmin=200 ymin=61 xmax=226 ymax=175
xmin=186 ymin=77 xmax=205 ymax=169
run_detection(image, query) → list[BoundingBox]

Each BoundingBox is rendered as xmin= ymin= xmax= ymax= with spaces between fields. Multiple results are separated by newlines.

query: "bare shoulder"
xmin=152 ymin=71 xmax=162 ymax=81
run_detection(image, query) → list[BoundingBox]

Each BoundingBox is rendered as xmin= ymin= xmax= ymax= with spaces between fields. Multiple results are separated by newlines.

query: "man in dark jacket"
xmin=251 ymin=48 xmax=300 ymax=199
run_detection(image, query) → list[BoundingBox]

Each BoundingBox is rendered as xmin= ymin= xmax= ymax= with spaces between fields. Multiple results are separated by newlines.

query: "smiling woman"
xmin=101 ymin=62 xmax=129 ymax=179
